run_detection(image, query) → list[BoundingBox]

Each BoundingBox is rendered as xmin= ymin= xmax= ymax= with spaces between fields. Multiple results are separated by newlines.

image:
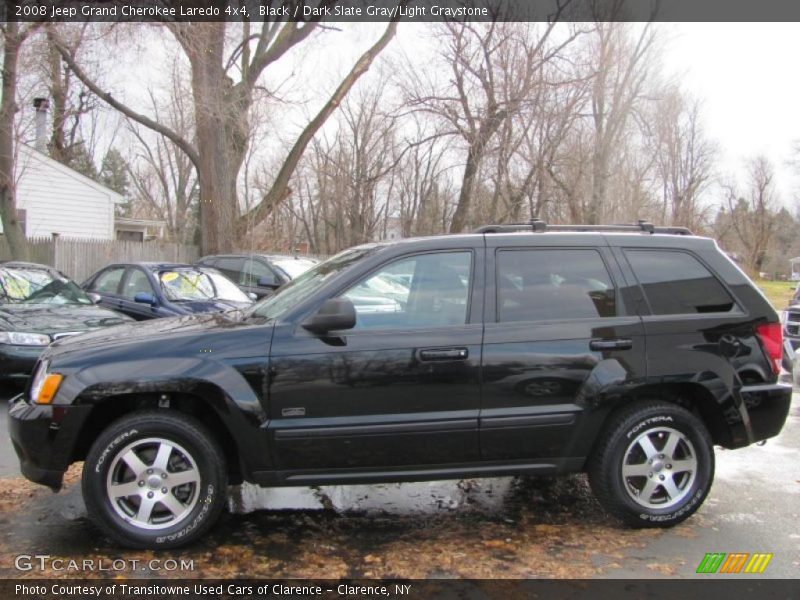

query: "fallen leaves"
xmin=0 ymin=472 xmax=667 ymax=580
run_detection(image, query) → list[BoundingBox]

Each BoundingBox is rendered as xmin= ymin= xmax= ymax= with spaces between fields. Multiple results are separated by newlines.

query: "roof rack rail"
xmin=473 ymin=219 xmax=693 ymax=236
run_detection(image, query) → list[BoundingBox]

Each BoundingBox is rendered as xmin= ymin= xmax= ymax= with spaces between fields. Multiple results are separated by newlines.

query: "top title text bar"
xmin=5 ymin=0 xmax=800 ymax=23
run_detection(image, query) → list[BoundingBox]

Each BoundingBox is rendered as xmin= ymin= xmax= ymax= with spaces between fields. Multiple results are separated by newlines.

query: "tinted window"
xmin=91 ymin=267 xmax=125 ymax=294
xmin=122 ymin=269 xmax=153 ymax=299
xmin=248 ymin=246 xmax=379 ymax=321
xmin=242 ymin=259 xmax=276 ymax=287
xmin=342 ymin=252 xmax=471 ymax=330
xmin=215 ymin=257 xmax=243 ymax=281
xmin=497 ymin=249 xmax=616 ymax=322
xmin=626 ymin=250 xmax=735 ymax=315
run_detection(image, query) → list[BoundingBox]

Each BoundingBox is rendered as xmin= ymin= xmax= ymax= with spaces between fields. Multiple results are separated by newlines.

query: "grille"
xmin=783 ymin=310 xmax=800 ymax=339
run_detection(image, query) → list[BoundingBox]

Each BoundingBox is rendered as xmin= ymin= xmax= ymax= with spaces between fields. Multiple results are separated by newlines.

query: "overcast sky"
xmin=52 ymin=22 xmax=800 ymax=211
xmin=391 ymin=22 xmax=800 ymax=207
xmin=661 ymin=23 xmax=800 ymax=205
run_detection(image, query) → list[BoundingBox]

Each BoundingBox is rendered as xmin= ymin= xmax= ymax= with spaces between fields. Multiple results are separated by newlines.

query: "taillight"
xmin=755 ymin=322 xmax=783 ymax=375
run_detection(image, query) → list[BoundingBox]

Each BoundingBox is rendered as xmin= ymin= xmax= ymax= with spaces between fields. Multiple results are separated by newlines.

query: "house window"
xmin=117 ymin=230 xmax=144 ymax=242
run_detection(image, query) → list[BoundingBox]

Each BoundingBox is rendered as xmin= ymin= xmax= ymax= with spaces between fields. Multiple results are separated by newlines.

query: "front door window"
xmin=342 ymin=252 xmax=472 ymax=329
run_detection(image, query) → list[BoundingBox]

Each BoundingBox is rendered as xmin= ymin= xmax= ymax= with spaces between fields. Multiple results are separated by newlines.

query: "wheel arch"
xmin=71 ymin=391 xmax=246 ymax=485
xmin=607 ymin=382 xmax=734 ymax=448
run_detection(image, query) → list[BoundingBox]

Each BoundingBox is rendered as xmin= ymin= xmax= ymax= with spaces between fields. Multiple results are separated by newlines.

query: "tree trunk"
xmin=0 ymin=23 xmax=30 ymax=261
xmin=589 ymin=145 xmax=607 ymax=225
xmin=187 ymin=24 xmax=247 ymax=255
xmin=450 ymin=108 xmax=507 ymax=233
xmin=449 ymin=146 xmax=480 ymax=233
xmin=48 ymin=38 xmax=67 ymax=162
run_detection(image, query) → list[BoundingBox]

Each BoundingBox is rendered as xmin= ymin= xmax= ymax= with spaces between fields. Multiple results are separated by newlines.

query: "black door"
xmin=268 ymin=248 xmax=484 ymax=473
xmin=480 ymin=238 xmax=646 ymax=463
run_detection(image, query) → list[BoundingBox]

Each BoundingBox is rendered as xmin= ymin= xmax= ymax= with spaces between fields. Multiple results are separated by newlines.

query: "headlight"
xmin=0 ymin=331 xmax=51 ymax=346
xmin=29 ymin=361 xmax=63 ymax=405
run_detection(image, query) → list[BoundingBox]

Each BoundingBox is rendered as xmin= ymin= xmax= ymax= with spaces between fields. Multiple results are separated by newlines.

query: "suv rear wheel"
xmin=82 ymin=410 xmax=226 ymax=548
xmin=588 ymin=401 xmax=714 ymax=527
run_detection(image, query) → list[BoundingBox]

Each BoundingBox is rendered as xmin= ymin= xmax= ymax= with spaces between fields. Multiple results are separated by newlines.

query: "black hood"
xmin=0 ymin=303 xmax=131 ymax=337
xmin=44 ymin=311 xmax=268 ymax=361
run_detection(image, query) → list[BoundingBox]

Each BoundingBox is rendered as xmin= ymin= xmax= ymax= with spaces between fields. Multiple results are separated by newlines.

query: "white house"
xmin=7 ymin=143 xmax=124 ymax=240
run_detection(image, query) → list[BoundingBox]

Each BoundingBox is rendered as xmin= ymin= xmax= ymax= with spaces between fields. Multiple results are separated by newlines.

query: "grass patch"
xmin=754 ymin=279 xmax=795 ymax=310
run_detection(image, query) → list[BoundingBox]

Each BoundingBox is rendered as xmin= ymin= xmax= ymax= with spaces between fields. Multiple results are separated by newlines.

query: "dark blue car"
xmin=82 ymin=262 xmax=253 ymax=320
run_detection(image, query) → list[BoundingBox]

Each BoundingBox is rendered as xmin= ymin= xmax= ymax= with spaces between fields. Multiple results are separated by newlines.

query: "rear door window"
xmin=625 ymin=250 xmax=736 ymax=315
xmin=214 ymin=257 xmax=244 ymax=283
xmin=496 ymin=249 xmax=616 ymax=322
xmin=242 ymin=258 xmax=277 ymax=287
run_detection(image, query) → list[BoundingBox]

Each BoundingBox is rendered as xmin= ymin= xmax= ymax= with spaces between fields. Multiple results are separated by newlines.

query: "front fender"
xmin=55 ymin=357 xmax=272 ymax=477
xmin=62 ymin=357 xmax=263 ymax=418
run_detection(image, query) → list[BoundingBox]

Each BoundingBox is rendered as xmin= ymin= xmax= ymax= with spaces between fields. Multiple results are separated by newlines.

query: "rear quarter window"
xmin=625 ymin=249 xmax=736 ymax=315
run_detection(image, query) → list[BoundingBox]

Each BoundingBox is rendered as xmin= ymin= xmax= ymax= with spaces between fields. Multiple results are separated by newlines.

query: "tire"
xmin=82 ymin=410 xmax=227 ymax=549
xmin=588 ymin=401 xmax=714 ymax=528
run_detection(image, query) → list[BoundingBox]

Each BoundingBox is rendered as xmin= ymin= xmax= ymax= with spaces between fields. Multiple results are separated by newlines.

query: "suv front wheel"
xmin=82 ymin=410 xmax=227 ymax=548
xmin=588 ymin=401 xmax=714 ymax=527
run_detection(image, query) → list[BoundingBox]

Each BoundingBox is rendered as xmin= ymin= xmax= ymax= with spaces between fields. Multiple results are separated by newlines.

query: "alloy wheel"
xmin=621 ymin=426 xmax=698 ymax=509
xmin=105 ymin=437 xmax=201 ymax=530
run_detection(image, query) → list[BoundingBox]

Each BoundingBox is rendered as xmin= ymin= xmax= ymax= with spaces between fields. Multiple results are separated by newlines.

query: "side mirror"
xmin=134 ymin=291 xmax=158 ymax=306
xmin=302 ymin=298 xmax=356 ymax=334
xmin=247 ymin=292 xmax=257 ymax=302
xmin=87 ymin=292 xmax=102 ymax=304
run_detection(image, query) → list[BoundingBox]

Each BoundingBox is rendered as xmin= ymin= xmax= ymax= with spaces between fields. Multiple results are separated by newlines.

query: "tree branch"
xmin=49 ymin=28 xmax=201 ymax=169
xmin=239 ymin=14 xmax=402 ymax=230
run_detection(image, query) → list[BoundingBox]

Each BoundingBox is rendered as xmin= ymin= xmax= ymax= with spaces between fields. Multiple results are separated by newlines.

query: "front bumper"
xmin=8 ymin=393 xmax=92 ymax=491
xmin=740 ymin=383 xmax=793 ymax=444
xmin=0 ymin=344 xmax=45 ymax=379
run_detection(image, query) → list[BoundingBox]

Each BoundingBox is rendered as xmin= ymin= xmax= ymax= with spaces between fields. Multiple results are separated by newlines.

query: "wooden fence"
xmin=0 ymin=236 xmax=200 ymax=283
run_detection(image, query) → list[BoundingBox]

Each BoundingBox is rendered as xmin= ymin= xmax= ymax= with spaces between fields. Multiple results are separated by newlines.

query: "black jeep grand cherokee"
xmin=9 ymin=221 xmax=792 ymax=548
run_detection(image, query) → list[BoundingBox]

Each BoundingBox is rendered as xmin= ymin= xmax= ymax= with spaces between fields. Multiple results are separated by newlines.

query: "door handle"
xmin=590 ymin=338 xmax=633 ymax=351
xmin=418 ymin=347 xmax=469 ymax=361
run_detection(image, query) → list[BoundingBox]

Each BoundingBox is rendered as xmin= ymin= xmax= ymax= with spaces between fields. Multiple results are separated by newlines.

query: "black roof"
xmin=473 ymin=219 xmax=693 ymax=236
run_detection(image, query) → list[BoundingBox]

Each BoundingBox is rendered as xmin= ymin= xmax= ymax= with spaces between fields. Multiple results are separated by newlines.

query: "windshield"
xmin=271 ymin=257 xmax=318 ymax=280
xmin=159 ymin=269 xmax=251 ymax=303
xmin=0 ymin=267 xmax=93 ymax=305
xmin=247 ymin=246 xmax=378 ymax=320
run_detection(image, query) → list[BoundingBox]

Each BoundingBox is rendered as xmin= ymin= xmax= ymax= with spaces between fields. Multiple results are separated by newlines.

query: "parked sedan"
xmin=197 ymin=254 xmax=319 ymax=299
xmin=0 ymin=261 xmax=131 ymax=380
xmin=82 ymin=262 xmax=253 ymax=320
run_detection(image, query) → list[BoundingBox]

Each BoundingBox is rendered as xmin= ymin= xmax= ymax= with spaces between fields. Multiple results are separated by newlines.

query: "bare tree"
xmin=491 ymin=60 xmax=589 ymax=223
xmin=587 ymin=21 xmax=658 ymax=223
xmin=0 ymin=21 xmax=42 ymax=260
xmin=291 ymin=80 xmax=400 ymax=254
xmin=126 ymin=76 xmax=199 ymax=244
xmin=724 ymin=156 xmax=778 ymax=274
xmin=394 ymin=118 xmax=453 ymax=237
xmin=38 ymin=24 xmax=101 ymax=170
xmin=405 ymin=19 xmax=578 ymax=232
xmin=645 ymin=87 xmax=716 ymax=229
xmin=50 ymin=10 xmax=401 ymax=254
